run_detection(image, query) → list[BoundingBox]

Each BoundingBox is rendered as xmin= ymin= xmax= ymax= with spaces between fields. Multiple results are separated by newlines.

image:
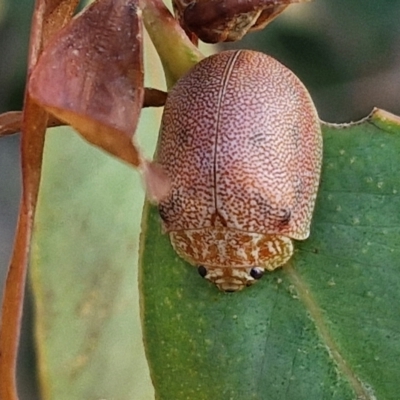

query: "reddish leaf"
xmin=0 ymin=1 xmax=79 ymax=399
xmin=172 ymin=0 xmax=309 ymax=43
xmin=28 ymin=0 xmax=80 ymax=68
xmin=29 ymin=0 xmax=145 ymax=167
xmin=0 ymin=88 xmax=166 ymax=138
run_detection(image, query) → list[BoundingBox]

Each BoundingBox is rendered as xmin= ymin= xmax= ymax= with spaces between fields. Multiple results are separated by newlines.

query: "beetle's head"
xmin=197 ymin=265 xmax=265 ymax=292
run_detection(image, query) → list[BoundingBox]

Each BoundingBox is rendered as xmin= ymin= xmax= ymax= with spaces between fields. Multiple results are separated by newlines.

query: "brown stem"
xmin=0 ymin=0 xmax=79 ymax=397
xmin=143 ymin=88 xmax=168 ymax=107
xmin=0 ymin=100 xmax=47 ymax=400
xmin=0 ymin=207 xmax=33 ymax=400
xmin=0 ymin=112 xmax=62 ymax=137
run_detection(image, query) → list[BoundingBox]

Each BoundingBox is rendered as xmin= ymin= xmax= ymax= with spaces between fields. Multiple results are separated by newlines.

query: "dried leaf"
xmin=29 ymin=0 xmax=145 ymax=167
xmin=0 ymin=87 xmax=166 ymax=138
xmin=29 ymin=0 xmax=80 ymax=66
xmin=172 ymin=0 xmax=310 ymax=43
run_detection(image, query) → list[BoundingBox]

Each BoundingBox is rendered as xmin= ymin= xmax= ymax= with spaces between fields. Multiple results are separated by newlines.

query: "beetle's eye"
xmin=250 ymin=267 xmax=264 ymax=280
xmin=198 ymin=265 xmax=208 ymax=278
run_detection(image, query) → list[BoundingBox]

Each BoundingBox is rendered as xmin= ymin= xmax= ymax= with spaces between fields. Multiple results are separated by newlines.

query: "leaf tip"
xmin=141 ymin=160 xmax=171 ymax=203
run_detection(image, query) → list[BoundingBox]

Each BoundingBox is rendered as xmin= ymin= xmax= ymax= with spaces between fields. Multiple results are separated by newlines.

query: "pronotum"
xmin=157 ymin=50 xmax=322 ymax=292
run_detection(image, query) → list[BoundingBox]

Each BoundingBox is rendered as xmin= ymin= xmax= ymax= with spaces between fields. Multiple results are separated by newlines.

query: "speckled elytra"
xmin=157 ymin=50 xmax=322 ymax=292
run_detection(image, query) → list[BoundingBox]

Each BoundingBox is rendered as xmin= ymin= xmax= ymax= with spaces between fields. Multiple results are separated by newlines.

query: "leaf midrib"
xmin=284 ymin=264 xmax=375 ymax=400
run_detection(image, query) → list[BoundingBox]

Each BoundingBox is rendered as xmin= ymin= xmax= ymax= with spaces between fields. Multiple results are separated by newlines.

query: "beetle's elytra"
xmin=157 ymin=50 xmax=322 ymax=292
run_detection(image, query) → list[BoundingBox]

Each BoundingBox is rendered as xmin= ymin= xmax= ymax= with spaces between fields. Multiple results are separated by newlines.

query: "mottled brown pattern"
xmin=170 ymin=229 xmax=293 ymax=270
xmin=157 ymin=50 xmax=322 ymax=291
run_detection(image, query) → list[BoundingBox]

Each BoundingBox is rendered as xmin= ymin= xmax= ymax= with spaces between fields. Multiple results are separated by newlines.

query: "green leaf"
xmin=30 ymin=98 xmax=164 ymax=398
xmin=140 ymin=109 xmax=400 ymax=400
xmin=30 ymin=30 xmax=163 ymax=400
xmin=30 ymin=125 xmax=154 ymax=400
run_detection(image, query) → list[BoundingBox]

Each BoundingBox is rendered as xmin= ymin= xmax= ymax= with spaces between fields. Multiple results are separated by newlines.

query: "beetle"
xmin=157 ymin=50 xmax=322 ymax=292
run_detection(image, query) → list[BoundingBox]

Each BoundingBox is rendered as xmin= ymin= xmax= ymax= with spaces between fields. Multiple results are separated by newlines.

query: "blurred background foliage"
xmin=0 ymin=0 xmax=399 ymax=398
